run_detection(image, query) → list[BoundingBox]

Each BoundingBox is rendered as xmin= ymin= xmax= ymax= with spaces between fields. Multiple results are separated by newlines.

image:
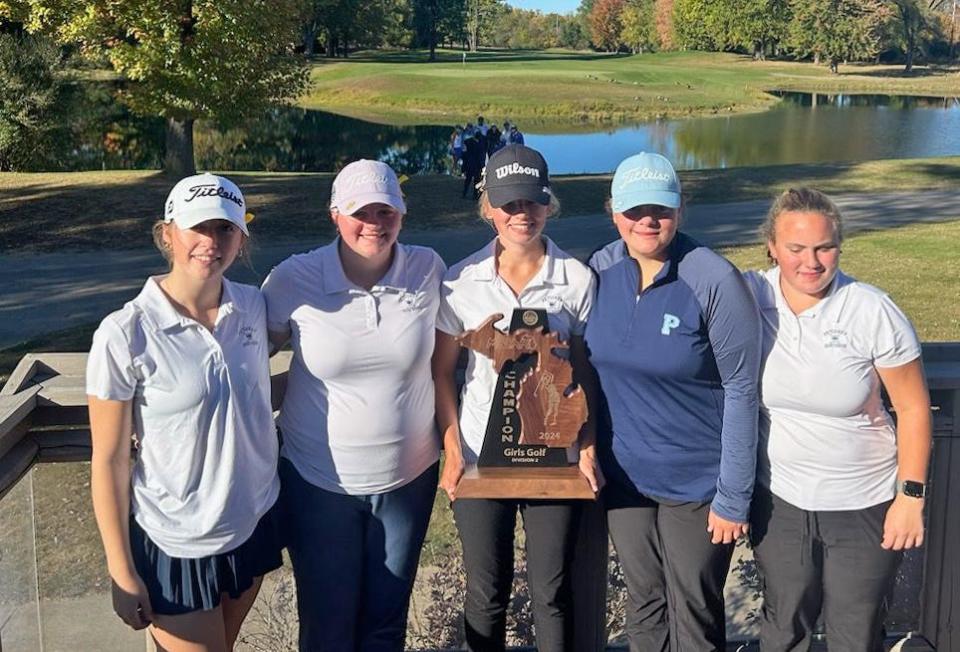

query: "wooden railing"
xmin=0 ymin=352 xmax=293 ymax=498
xmin=1 ymin=345 xmax=958 ymax=650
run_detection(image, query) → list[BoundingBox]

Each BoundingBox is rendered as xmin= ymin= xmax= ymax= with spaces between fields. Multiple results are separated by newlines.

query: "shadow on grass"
xmin=3 ymin=159 xmax=959 ymax=253
xmin=836 ymin=62 xmax=960 ymax=79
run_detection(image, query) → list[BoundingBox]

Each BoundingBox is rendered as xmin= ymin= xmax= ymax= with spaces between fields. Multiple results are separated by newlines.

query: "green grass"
xmin=301 ymin=49 xmax=960 ymax=126
xmin=3 ymin=156 xmax=959 ymax=253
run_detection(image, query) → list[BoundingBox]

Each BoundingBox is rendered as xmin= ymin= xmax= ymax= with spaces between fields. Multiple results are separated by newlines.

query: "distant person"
xmin=262 ymin=160 xmax=445 ymax=650
xmin=451 ymin=125 xmax=464 ymax=174
xmin=476 ymin=115 xmax=489 ymax=137
xmin=87 ymin=174 xmax=281 ymax=651
xmin=585 ymin=152 xmax=760 ymax=650
xmin=508 ymin=124 xmax=525 ymax=145
xmin=486 ymin=124 xmax=505 ymax=156
xmin=745 ymin=188 xmax=931 ymax=652
xmin=461 ymin=130 xmax=486 ymax=200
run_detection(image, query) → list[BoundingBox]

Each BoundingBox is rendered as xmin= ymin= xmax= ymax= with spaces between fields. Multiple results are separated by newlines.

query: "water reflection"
xmin=22 ymin=87 xmax=960 ymax=174
xmin=193 ymin=108 xmax=452 ymax=175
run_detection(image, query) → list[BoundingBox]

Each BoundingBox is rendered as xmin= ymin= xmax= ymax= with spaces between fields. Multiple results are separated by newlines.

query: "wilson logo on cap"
xmin=495 ymin=162 xmax=540 ymax=180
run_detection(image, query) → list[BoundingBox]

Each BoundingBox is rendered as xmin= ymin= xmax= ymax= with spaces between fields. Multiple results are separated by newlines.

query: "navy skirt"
xmin=129 ymin=502 xmax=283 ymax=615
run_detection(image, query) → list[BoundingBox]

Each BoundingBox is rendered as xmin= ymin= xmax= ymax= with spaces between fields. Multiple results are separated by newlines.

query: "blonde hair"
xmin=762 ymin=188 xmax=844 ymax=264
xmin=477 ymin=190 xmax=561 ymax=223
xmin=152 ymin=219 xmax=254 ymax=270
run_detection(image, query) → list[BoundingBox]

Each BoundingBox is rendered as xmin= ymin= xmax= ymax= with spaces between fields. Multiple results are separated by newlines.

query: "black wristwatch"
xmin=898 ymin=480 xmax=927 ymax=498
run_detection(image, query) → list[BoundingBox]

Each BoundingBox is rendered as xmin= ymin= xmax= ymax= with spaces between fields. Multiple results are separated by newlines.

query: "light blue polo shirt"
xmin=585 ymin=233 xmax=761 ymax=522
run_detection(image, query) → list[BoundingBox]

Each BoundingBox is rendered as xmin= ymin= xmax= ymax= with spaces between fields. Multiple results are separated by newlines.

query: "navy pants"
xmin=279 ymin=457 xmax=438 ymax=652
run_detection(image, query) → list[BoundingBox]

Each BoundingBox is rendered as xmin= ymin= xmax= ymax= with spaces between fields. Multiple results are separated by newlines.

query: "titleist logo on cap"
xmin=183 ymin=183 xmax=244 ymax=207
xmin=617 ymin=167 xmax=673 ymax=185
xmin=495 ymin=162 xmax=540 ymax=180
xmin=338 ymin=172 xmax=392 ymax=189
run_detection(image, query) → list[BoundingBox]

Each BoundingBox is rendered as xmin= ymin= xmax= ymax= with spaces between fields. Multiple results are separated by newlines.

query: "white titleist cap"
xmin=164 ymin=173 xmax=250 ymax=235
xmin=330 ymin=159 xmax=406 ymax=216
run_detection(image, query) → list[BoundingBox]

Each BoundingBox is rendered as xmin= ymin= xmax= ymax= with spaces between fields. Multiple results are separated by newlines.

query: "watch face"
xmin=902 ymin=480 xmax=926 ymax=498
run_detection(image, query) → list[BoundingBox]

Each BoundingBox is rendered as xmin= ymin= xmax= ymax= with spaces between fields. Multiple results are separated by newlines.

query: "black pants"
xmin=463 ymin=169 xmax=481 ymax=198
xmin=750 ymin=488 xmax=901 ymax=652
xmin=605 ymin=482 xmax=734 ymax=652
xmin=452 ymin=498 xmax=579 ymax=652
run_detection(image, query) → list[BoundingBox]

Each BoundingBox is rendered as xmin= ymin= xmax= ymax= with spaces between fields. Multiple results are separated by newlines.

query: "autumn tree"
xmin=787 ymin=0 xmax=892 ymax=72
xmin=17 ymin=1 xmax=308 ymax=176
xmin=654 ymin=0 xmax=675 ymax=48
xmin=672 ymin=0 xmax=717 ymax=49
xmin=590 ymin=0 xmax=626 ymax=50
xmin=620 ymin=0 xmax=658 ymax=52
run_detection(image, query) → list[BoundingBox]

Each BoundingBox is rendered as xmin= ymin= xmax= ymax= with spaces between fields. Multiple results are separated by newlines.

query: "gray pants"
xmin=750 ymin=488 xmax=902 ymax=652
xmin=606 ymin=482 xmax=735 ymax=652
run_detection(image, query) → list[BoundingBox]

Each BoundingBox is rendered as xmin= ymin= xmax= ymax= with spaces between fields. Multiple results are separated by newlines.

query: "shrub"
xmin=0 ymin=32 xmax=63 ymax=171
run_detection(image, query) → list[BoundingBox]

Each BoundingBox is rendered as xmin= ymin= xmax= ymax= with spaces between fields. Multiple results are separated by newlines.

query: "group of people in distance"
xmin=451 ymin=116 xmax=525 ymax=200
xmin=87 ymin=143 xmax=931 ymax=652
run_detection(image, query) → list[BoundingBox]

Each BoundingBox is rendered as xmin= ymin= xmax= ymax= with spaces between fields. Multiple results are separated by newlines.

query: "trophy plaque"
xmin=455 ymin=308 xmax=594 ymax=500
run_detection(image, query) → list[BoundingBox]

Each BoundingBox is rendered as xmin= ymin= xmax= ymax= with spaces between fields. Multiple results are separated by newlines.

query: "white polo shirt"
xmin=744 ymin=268 xmax=921 ymax=511
xmin=437 ymin=237 xmax=596 ymax=464
xmin=86 ymin=277 xmax=280 ymax=558
xmin=262 ymin=241 xmax=445 ymax=495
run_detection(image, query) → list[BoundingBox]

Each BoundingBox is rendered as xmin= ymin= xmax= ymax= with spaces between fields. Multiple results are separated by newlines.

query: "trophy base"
xmin=456 ymin=465 xmax=596 ymax=500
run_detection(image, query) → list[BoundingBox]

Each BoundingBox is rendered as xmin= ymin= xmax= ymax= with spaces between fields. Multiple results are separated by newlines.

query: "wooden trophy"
xmin=454 ymin=308 xmax=594 ymax=499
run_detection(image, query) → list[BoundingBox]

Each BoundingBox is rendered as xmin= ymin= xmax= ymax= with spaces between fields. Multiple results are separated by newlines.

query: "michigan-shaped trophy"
xmin=455 ymin=308 xmax=594 ymax=499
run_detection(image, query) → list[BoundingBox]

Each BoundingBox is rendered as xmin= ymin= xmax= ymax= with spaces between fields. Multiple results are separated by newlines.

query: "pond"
xmin=28 ymin=89 xmax=960 ymax=175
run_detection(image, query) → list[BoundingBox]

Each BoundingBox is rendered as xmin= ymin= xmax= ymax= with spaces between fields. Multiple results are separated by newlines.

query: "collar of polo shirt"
xmin=471 ymin=237 xmax=568 ymax=287
xmin=140 ymin=276 xmax=246 ymax=332
xmin=767 ymin=266 xmax=848 ymax=318
xmin=320 ymin=238 xmax=410 ymax=294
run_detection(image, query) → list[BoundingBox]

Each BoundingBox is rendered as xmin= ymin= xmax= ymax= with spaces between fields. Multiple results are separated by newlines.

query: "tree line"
xmin=301 ymin=0 xmax=957 ymax=71
xmin=1 ymin=0 xmax=958 ymax=174
xmin=586 ymin=0 xmax=957 ymax=72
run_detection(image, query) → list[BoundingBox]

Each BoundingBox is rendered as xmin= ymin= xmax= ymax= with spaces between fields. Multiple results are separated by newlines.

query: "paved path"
xmin=1 ymin=190 xmax=957 ymax=349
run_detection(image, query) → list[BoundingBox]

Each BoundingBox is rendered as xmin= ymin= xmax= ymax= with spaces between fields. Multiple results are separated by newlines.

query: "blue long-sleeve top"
xmin=584 ymin=233 xmax=761 ymax=522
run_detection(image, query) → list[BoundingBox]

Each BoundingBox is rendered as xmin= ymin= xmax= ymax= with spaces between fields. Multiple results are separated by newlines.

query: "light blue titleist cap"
xmin=610 ymin=152 xmax=682 ymax=212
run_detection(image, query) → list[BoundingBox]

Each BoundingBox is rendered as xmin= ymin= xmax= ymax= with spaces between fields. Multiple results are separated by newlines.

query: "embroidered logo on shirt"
xmin=823 ymin=328 xmax=849 ymax=348
xmin=400 ymin=292 xmax=422 ymax=312
xmin=544 ymin=295 xmax=563 ymax=314
xmin=240 ymin=325 xmax=257 ymax=346
xmin=661 ymin=313 xmax=681 ymax=335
